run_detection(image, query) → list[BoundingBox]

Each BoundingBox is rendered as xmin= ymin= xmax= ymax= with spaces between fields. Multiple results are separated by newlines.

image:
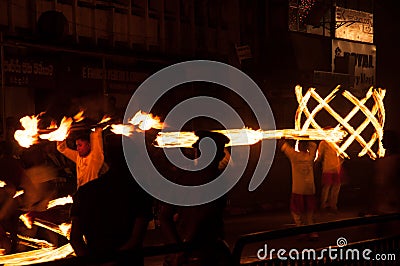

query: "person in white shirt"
xmin=57 ymin=127 xmax=107 ymax=189
xmin=280 ymin=139 xmax=319 ymax=240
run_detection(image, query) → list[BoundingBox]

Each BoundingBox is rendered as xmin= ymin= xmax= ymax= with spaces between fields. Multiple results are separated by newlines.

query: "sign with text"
xmin=2 ymin=57 xmax=55 ymax=88
xmin=335 ymin=7 xmax=373 ymax=43
xmin=332 ymin=39 xmax=375 ymax=96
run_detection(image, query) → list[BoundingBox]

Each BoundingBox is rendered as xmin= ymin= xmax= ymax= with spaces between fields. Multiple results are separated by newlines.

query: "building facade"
xmin=1 ymin=0 xmax=382 ymax=209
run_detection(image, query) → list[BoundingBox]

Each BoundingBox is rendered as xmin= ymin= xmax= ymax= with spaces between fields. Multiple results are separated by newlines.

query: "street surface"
xmin=143 ymin=205 xmax=400 ymax=265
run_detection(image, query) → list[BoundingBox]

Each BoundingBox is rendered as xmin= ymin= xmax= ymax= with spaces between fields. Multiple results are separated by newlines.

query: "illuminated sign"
xmin=335 ymin=7 xmax=373 ymax=43
xmin=332 ymin=40 xmax=376 ymax=96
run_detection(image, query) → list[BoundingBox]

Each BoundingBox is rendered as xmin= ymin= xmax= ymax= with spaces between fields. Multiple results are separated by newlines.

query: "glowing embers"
xmin=294 ymin=85 xmax=385 ymax=159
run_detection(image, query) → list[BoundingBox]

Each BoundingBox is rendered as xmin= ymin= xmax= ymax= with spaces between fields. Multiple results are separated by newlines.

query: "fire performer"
xmin=316 ymin=139 xmax=344 ymax=213
xmin=279 ymin=139 xmax=319 ymax=240
xmin=159 ymin=130 xmax=232 ymax=266
xmin=56 ymin=127 xmax=108 ymax=189
xmin=69 ymin=136 xmax=153 ymax=265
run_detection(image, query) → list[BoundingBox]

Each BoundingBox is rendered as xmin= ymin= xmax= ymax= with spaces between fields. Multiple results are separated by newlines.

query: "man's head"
xmin=75 ymin=132 xmax=91 ymax=157
xmin=298 ymin=140 xmax=309 ymax=152
xmin=193 ymin=130 xmax=230 ymax=167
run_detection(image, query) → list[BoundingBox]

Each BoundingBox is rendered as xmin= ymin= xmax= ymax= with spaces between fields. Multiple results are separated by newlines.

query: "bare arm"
xmin=89 ymin=128 xmax=104 ymax=166
xmin=57 ymin=141 xmax=78 ymax=163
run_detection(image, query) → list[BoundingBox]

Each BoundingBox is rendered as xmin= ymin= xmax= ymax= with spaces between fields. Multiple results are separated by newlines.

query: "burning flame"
xmin=214 ymin=128 xmax=264 ymax=146
xmin=294 ymin=85 xmax=386 ymax=159
xmin=17 ymin=234 xmax=54 ymax=249
xmin=19 ymin=214 xmax=33 ymax=229
xmin=48 ymin=120 xmax=58 ymax=129
xmin=110 ymin=124 xmax=134 ymax=137
xmin=73 ymin=110 xmax=85 ymax=122
xmin=39 ymin=117 xmax=73 ymax=142
xmin=13 ymin=190 xmax=24 ymax=198
xmin=155 ymin=132 xmax=199 ymax=148
xmin=14 ymin=115 xmax=40 ymax=148
xmin=0 ymin=180 xmax=6 ymax=187
xmin=155 ymin=128 xmax=346 ymax=148
xmin=128 ymin=110 xmax=164 ymax=130
xmin=47 ymin=196 xmax=73 ymax=209
xmin=0 ymin=244 xmax=74 ymax=265
xmin=99 ymin=115 xmax=111 ymax=124
xmin=59 ymin=223 xmax=72 ymax=239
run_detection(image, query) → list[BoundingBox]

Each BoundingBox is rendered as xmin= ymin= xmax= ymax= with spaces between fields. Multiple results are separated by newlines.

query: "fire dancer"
xmin=18 ymin=144 xmax=60 ymax=251
xmin=279 ymin=139 xmax=319 ymax=240
xmin=0 ymin=141 xmax=24 ymax=254
xmin=159 ymin=130 xmax=231 ymax=266
xmin=56 ymin=127 xmax=107 ymax=189
xmin=69 ymin=135 xmax=153 ymax=264
xmin=316 ymin=139 xmax=344 ymax=213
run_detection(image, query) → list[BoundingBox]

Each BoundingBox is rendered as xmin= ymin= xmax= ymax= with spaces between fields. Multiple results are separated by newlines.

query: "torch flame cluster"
xmin=14 ymin=86 xmax=385 ymax=160
xmin=14 ymin=113 xmax=79 ymax=148
xmin=110 ymin=110 xmax=164 ymax=136
xmin=5 ymin=85 xmax=387 ymax=264
xmin=295 ymin=85 xmax=386 ymax=159
xmin=14 ymin=110 xmax=164 ymax=148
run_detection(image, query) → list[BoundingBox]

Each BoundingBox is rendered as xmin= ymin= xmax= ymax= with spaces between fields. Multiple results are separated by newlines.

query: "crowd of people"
xmin=0 ymin=108 xmax=399 ymax=265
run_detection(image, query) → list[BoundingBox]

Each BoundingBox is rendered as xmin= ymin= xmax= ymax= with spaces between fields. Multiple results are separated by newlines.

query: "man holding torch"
xmin=279 ymin=138 xmax=319 ymax=240
xmin=57 ymin=127 xmax=108 ymax=189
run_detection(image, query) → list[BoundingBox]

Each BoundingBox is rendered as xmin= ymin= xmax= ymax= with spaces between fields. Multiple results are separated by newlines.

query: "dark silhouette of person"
xmin=69 ymin=135 xmax=153 ymax=265
xmin=18 ymin=144 xmax=60 ymax=251
xmin=159 ymin=130 xmax=232 ymax=266
xmin=0 ymin=141 xmax=25 ymax=253
xmin=373 ymin=130 xmax=400 ymax=214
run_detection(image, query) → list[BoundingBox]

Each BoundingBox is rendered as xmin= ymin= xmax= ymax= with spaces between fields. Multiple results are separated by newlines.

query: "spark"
xmin=13 ymin=190 xmax=24 ymax=198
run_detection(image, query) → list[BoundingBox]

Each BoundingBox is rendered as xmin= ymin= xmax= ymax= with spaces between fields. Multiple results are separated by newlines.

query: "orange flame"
xmin=14 ymin=115 xmax=40 ymax=148
xmin=99 ymin=115 xmax=111 ymax=124
xmin=17 ymin=234 xmax=54 ymax=249
xmin=48 ymin=120 xmax=58 ymax=129
xmin=19 ymin=213 xmax=33 ymax=229
xmin=47 ymin=195 xmax=73 ymax=209
xmin=110 ymin=124 xmax=135 ymax=136
xmin=128 ymin=110 xmax=164 ymax=130
xmin=0 ymin=243 xmax=74 ymax=264
xmin=39 ymin=117 xmax=73 ymax=142
xmin=155 ymin=128 xmax=346 ymax=148
xmin=73 ymin=110 xmax=85 ymax=122
xmin=13 ymin=190 xmax=24 ymax=198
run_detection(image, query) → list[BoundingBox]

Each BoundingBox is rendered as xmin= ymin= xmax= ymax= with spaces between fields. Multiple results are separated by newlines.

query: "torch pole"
xmin=37 ymin=120 xmax=115 ymax=134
